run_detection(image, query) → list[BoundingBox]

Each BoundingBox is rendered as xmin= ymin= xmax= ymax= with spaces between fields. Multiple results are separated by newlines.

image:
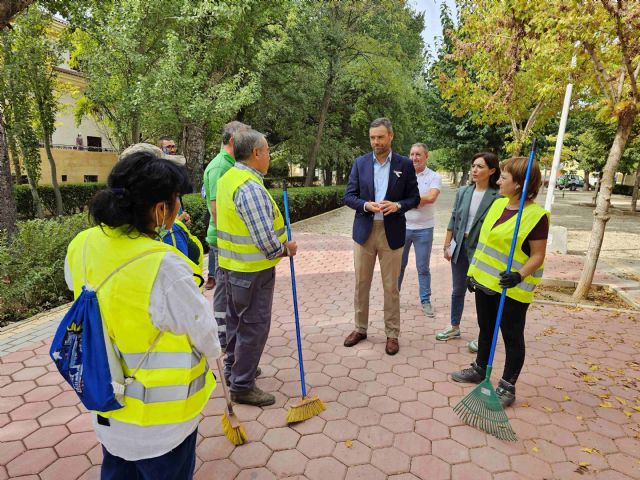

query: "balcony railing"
xmin=39 ymin=142 xmax=117 ymax=153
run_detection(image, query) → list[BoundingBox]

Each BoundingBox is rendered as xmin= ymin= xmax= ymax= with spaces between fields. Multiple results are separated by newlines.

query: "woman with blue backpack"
xmin=60 ymin=144 xmax=221 ymax=479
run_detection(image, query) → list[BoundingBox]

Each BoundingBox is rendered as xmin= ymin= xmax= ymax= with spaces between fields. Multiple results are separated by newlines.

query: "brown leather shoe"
xmin=385 ymin=338 xmax=399 ymax=355
xmin=204 ymin=277 xmax=215 ymax=290
xmin=344 ymin=331 xmax=367 ymax=347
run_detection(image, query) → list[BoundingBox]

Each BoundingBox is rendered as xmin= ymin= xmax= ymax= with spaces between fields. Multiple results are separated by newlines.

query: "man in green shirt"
xmin=203 ymin=121 xmax=250 ymax=350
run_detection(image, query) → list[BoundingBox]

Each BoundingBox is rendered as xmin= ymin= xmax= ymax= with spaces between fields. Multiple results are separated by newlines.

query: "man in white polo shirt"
xmin=398 ymin=143 xmax=441 ymax=317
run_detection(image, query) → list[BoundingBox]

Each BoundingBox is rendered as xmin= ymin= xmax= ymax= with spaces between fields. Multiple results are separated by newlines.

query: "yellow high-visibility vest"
xmin=168 ymin=219 xmax=205 ymax=274
xmin=66 ymin=226 xmax=215 ymax=426
xmin=467 ymin=198 xmax=549 ymax=303
xmin=216 ymin=166 xmax=286 ymax=272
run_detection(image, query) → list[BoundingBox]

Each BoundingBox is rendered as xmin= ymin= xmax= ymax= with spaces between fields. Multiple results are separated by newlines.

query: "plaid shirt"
xmin=234 ymin=163 xmax=285 ymax=260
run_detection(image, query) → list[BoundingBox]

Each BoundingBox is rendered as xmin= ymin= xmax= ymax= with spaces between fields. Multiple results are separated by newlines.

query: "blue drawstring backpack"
xmin=50 ymin=235 xmax=164 ymax=412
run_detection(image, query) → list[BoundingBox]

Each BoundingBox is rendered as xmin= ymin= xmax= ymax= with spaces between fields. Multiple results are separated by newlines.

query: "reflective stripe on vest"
xmin=475 ymin=242 xmax=544 ymax=278
xmin=66 ymin=226 xmax=216 ymax=426
xmin=120 ymin=351 xmax=202 ymax=370
xmin=218 ymin=228 xmax=286 ymax=245
xmin=216 ymin=166 xmax=286 ymax=272
xmin=125 ymin=370 xmax=207 ymax=404
xmin=467 ymin=198 xmax=549 ymax=303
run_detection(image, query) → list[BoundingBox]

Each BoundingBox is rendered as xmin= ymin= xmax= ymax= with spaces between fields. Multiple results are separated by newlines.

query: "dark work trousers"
xmin=474 ymin=289 xmax=529 ymax=385
xmin=222 ymin=267 xmax=275 ymax=392
xmin=210 ymin=246 xmax=227 ymax=351
xmin=101 ymin=427 xmax=197 ymax=480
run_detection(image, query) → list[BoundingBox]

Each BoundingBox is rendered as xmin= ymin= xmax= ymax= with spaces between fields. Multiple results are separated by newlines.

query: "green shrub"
xmin=0 ymin=214 xmax=90 ymax=325
xmin=182 ymin=185 xmax=345 ymax=248
xmin=15 ymin=183 xmax=106 ymax=219
xmin=263 ymin=176 xmax=317 ymax=188
xmin=613 ymin=184 xmax=634 ymax=196
xmin=1 ymin=185 xmax=345 ymax=325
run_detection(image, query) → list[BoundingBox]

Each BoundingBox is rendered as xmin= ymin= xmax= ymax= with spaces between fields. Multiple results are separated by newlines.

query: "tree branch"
xmin=611 ymin=0 xmax=639 ymax=101
xmin=584 ymin=42 xmax=617 ymax=106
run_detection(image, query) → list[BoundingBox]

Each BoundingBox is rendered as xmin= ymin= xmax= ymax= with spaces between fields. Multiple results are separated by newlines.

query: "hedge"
xmin=2 ymin=184 xmax=346 ymax=324
xmin=15 ymin=183 xmax=106 ymax=219
xmin=612 ymin=184 xmax=634 ymax=196
xmin=0 ymin=214 xmax=90 ymax=325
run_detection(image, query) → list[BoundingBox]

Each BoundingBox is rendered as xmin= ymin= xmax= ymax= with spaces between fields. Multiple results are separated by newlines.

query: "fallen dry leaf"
xmin=345 ymin=440 xmax=353 ymax=448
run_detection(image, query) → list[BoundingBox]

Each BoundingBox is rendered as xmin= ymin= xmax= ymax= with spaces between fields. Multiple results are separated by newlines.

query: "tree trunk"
xmin=574 ymin=108 xmax=636 ymax=300
xmin=0 ymin=111 xmax=18 ymax=236
xmin=42 ymin=132 xmax=63 ymax=216
xmin=583 ymin=170 xmax=590 ymax=191
xmin=8 ymin=135 xmax=23 ymax=184
xmin=182 ymin=122 xmax=206 ymax=193
xmin=591 ymin=173 xmax=601 ymax=205
xmin=0 ymin=0 xmax=36 ymax=29
xmin=631 ymin=160 xmax=640 ymax=213
xmin=458 ymin=169 xmax=469 ymax=187
xmin=24 ymin=161 xmax=44 ymax=218
xmin=336 ymin=164 xmax=344 ymax=185
xmin=305 ymin=59 xmax=335 ymax=187
xmin=323 ymin=165 xmax=332 ymax=186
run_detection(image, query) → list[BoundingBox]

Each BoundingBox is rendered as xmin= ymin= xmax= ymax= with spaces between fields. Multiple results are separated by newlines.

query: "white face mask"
xmin=154 ymin=205 xmax=169 ymax=240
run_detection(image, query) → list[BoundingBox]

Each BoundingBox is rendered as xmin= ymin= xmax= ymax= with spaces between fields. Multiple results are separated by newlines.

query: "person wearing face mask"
xmin=439 ymin=153 xmax=501 ymax=350
xmin=450 ymin=156 xmax=549 ymax=408
xmin=63 ymin=145 xmax=221 ymax=479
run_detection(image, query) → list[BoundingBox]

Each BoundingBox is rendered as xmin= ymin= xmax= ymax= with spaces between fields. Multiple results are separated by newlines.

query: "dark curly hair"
xmin=89 ymin=151 xmax=192 ymax=236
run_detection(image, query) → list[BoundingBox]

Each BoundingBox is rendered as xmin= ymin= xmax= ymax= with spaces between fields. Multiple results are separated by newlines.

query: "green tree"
xmin=543 ymin=0 xmax=640 ymax=299
xmin=439 ymin=0 xmax=573 ymax=157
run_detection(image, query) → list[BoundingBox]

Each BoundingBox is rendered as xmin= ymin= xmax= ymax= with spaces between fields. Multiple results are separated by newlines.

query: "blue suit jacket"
xmin=344 ymin=151 xmax=420 ymax=250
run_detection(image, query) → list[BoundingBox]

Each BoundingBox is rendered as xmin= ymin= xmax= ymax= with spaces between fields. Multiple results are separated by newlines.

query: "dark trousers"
xmin=450 ymin=241 xmax=470 ymax=327
xmin=210 ymin=246 xmax=227 ymax=350
xmin=101 ymin=428 xmax=197 ymax=480
xmin=474 ymin=289 xmax=529 ymax=385
xmin=223 ymin=267 xmax=275 ymax=392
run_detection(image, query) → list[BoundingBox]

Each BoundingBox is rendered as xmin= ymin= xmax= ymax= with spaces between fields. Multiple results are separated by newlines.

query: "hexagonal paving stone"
xmin=40 ymin=455 xmax=92 ymax=480
xmin=393 ymin=432 xmax=431 ymax=456
xmin=195 ymin=459 xmax=239 ymax=480
xmin=469 ymin=446 xmax=511 ymax=473
xmin=358 ymin=425 xmax=395 ymax=449
xmin=305 ymin=457 xmax=347 ymax=480
xmin=9 ymin=401 xmax=52 ymax=421
xmin=411 ymin=454 xmax=451 ymax=480
xmin=431 ymin=439 xmax=469 ymax=465
xmin=0 ymin=441 xmax=25 ymax=466
xmin=510 ymin=454 xmax=553 ymax=479
xmin=333 ymin=439 xmax=371 ymax=466
xmin=324 ymin=418 xmax=359 ymax=442
xmin=451 ymin=462 xmax=492 ymax=480
xmin=337 ymin=391 xmax=369 ymax=409
xmin=297 ymin=433 xmax=336 ymax=458
xmin=196 ymin=436 xmax=236 ymax=462
xmin=0 ymin=419 xmax=40 ymax=442
xmin=53 ymin=431 xmax=97 ymax=457
xmin=450 ymin=425 xmax=488 ymax=448
xmin=229 ymin=442 xmax=271 ymax=469
xmin=24 ymin=425 xmax=69 ymax=449
xmin=262 ymin=427 xmax=300 ymax=451
xmin=380 ymin=412 xmax=414 ymax=433
xmin=236 ymin=467 xmax=276 ymax=480
xmin=266 ymin=449 xmax=308 ymax=477
xmin=345 ymin=464 xmax=387 ymax=480
xmin=37 ymin=405 xmax=79 ymax=426
xmin=368 ymin=396 xmax=400 ymax=414
xmin=7 ymin=447 xmax=57 ymax=477
xmin=370 ymin=447 xmax=411 ymax=475
xmin=347 ymin=407 xmax=382 ymax=427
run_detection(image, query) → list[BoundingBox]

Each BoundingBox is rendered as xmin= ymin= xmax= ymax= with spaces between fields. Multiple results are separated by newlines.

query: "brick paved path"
xmin=1 ymin=215 xmax=640 ymax=479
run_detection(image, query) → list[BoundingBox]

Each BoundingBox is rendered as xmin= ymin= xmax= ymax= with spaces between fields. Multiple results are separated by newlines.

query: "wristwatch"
xmin=395 ymin=202 xmax=401 ymax=211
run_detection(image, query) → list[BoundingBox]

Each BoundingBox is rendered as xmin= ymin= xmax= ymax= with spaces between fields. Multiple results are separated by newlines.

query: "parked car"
xmin=557 ymin=174 xmax=585 ymax=191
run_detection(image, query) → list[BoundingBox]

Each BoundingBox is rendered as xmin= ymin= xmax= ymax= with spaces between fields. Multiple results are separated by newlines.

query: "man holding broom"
xmin=216 ymin=129 xmax=297 ymax=407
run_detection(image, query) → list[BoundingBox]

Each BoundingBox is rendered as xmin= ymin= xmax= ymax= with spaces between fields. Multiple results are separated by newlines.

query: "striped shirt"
xmin=233 ymin=162 xmax=285 ymax=260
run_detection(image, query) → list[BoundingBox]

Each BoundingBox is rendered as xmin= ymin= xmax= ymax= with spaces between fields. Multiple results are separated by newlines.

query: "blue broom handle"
xmin=282 ymin=184 xmax=308 ymax=398
xmin=487 ymin=140 xmax=537 ymax=368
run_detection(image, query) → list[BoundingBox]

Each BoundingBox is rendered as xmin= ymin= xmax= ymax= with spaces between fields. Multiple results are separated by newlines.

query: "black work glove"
xmin=499 ymin=271 xmax=522 ymax=289
xmin=466 ymin=277 xmax=476 ymax=293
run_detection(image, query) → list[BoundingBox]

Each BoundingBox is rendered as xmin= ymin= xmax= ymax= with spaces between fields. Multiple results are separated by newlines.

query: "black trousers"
xmin=474 ymin=289 xmax=529 ymax=386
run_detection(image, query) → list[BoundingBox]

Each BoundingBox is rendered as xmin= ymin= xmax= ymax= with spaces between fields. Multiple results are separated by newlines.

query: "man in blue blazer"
xmin=343 ymin=118 xmax=420 ymax=355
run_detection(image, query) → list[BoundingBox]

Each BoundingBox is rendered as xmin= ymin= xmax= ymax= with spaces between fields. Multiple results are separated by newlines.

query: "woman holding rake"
xmin=450 ymin=156 xmax=549 ymax=408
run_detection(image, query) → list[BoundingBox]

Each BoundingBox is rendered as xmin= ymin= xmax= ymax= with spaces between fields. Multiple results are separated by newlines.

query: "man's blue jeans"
xmin=398 ymin=227 xmax=434 ymax=305
xmin=450 ymin=242 xmax=470 ymax=326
